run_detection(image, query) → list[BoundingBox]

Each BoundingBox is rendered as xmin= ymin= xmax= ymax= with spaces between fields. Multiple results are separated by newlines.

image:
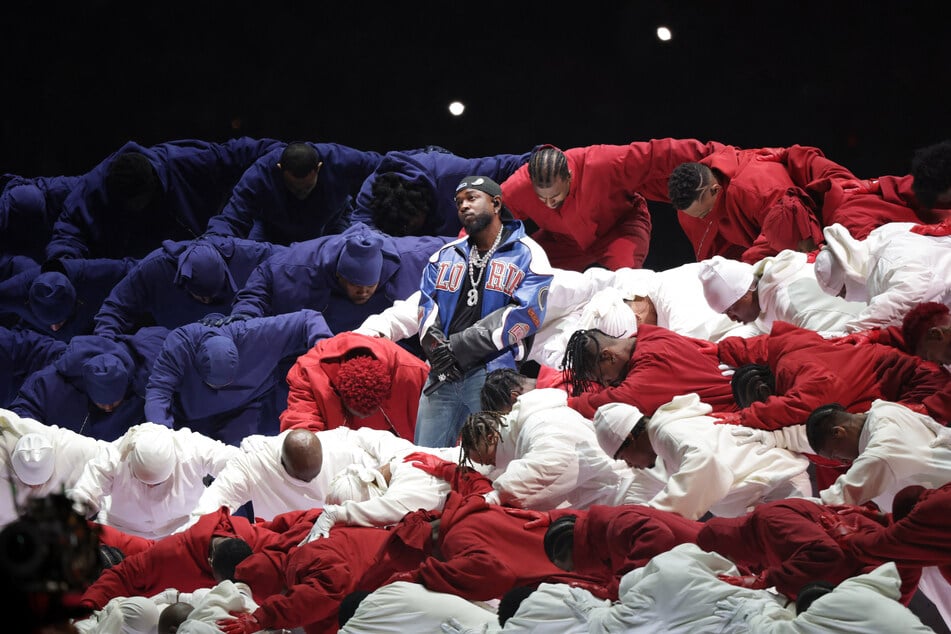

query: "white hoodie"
xmin=643 ymin=393 xmax=811 ymax=520
xmin=821 ymin=222 xmax=951 ymax=332
xmin=486 ymin=388 xmax=635 ymax=510
xmin=754 ymin=249 xmax=866 ymax=334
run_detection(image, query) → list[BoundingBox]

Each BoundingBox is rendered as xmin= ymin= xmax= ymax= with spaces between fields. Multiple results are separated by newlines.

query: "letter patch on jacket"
xmin=435 ymin=262 xmax=466 ymax=292
xmin=485 ymin=261 xmax=525 ymax=296
xmin=507 ymin=322 xmax=530 ymax=346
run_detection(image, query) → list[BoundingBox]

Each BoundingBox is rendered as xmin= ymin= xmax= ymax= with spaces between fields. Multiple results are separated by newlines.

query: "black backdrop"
xmin=2 ymin=1 xmax=949 ymax=269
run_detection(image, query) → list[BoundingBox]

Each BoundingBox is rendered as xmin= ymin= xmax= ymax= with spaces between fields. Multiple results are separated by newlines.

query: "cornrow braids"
xmin=480 ymin=368 xmax=525 ymax=411
xmin=528 ymin=146 xmax=569 ymax=188
xmin=458 ymin=411 xmax=507 ymax=469
xmin=561 ymin=329 xmax=601 ymax=397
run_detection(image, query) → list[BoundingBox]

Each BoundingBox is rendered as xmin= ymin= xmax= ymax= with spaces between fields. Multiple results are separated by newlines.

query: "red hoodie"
xmin=697 ymin=498 xmax=920 ymax=602
xmin=280 ymin=332 xmax=428 ymax=440
xmin=81 ymin=507 xmax=282 ymax=609
xmin=404 ymin=493 xmax=603 ymax=602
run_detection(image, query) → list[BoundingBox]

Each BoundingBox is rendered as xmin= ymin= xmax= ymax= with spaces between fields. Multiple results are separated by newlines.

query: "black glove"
xmin=221 ymin=313 xmax=252 ymax=326
xmin=198 ymin=313 xmax=226 ymax=326
xmin=422 ymin=328 xmax=462 ymax=383
xmin=199 ymin=313 xmax=252 ymax=327
xmin=430 ymin=342 xmax=463 ymax=383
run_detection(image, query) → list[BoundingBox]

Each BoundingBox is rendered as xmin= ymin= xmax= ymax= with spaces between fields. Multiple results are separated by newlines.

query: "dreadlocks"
xmin=458 ymin=410 xmax=507 ymax=469
xmin=480 ymin=368 xmax=526 ymax=411
xmin=561 ymin=329 xmax=607 ymax=397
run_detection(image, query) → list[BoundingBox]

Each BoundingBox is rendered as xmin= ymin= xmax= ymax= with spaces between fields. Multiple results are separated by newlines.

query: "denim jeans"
xmin=414 ymin=366 xmax=487 ymax=447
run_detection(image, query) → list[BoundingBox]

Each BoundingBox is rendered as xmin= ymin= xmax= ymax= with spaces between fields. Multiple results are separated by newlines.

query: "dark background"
xmin=2 ymin=3 xmax=951 ymax=627
xmin=2 ymin=1 xmax=950 ymax=268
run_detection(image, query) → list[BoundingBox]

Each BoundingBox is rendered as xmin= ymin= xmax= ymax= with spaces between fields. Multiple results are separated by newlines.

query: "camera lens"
xmin=0 ymin=520 xmax=48 ymax=580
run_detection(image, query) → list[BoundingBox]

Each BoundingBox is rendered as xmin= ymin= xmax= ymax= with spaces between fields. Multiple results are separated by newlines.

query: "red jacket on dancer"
xmin=838 ymin=482 xmax=951 ymax=585
xmin=565 ymin=504 xmax=702 ymax=585
xmin=81 ymin=507 xmax=284 ymax=609
xmin=395 ymin=493 xmax=602 ymax=602
xmin=280 ymin=332 xmax=429 ymax=439
xmin=501 ymin=139 xmax=724 ymax=271
xmin=234 ymin=526 xmax=402 ymax=634
xmin=678 ymin=145 xmax=824 ymax=264
xmin=781 ymin=144 xmax=951 ymax=239
xmin=94 ymin=522 xmax=155 ymax=557
xmin=717 ymin=322 xmax=951 ymax=429
xmin=567 ymin=324 xmax=737 ymax=419
xmin=697 ymin=498 xmax=920 ymax=602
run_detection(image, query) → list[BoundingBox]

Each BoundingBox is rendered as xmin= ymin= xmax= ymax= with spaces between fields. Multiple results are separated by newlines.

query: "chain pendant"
xmin=466 ymin=288 xmax=479 ymax=307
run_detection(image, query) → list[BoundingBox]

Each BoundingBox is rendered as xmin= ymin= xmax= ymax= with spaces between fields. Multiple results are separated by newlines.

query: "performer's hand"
xmin=300 ymin=506 xmax=339 ymax=544
xmin=717 ymin=363 xmax=735 ymax=377
xmin=239 ymin=434 xmax=269 ymax=453
xmin=149 ymin=588 xmax=180 ymax=604
xmin=198 ymin=312 xmax=226 ymax=326
xmin=836 ymin=504 xmax=887 ymax=526
xmin=564 ymin=586 xmax=601 ymax=620
xmin=712 ymin=412 xmax=743 ymax=426
xmin=568 ymin=579 xmax=613 ymax=599
xmin=440 ymin=616 xmax=485 ymax=634
xmin=830 ymin=329 xmax=877 ymax=347
xmin=429 ymin=342 xmax=462 ymax=382
xmin=216 ymin=611 xmax=261 ymax=634
xmin=753 ymin=147 xmax=788 ymax=162
xmin=352 ymin=326 xmax=385 ymax=338
xmin=899 ymin=401 xmax=929 ymax=416
xmin=504 ymin=507 xmax=550 ymax=529
xmin=717 ymin=573 xmax=768 ymax=589
xmin=930 ymin=428 xmax=951 ymax=448
xmin=220 ymin=313 xmax=253 ymax=326
xmin=385 ymin=569 xmax=420 ymax=585
xmin=731 ymin=427 xmax=777 ymax=454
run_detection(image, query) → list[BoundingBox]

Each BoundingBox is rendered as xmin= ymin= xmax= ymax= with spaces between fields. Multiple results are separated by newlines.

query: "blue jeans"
xmin=414 ymin=366 xmax=486 ymax=448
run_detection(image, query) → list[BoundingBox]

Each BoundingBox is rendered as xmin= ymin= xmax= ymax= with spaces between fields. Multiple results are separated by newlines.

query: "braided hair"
xmin=543 ymin=514 xmax=577 ymax=569
xmin=458 ymin=410 xmax=507 ymax=469
xmin=480 ymin=368 xmax=526 ymax=411
xmin=561 ymin=329 xmax=607 ymax=397
xmin=731 ymin=363 xmax=776 ymax=408
xmin=527 ymin=146 xmax=569 ymax=188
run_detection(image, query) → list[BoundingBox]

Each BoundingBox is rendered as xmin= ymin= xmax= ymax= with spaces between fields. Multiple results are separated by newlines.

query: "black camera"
xmin=0 ymin=493 xmax=101 ymax=630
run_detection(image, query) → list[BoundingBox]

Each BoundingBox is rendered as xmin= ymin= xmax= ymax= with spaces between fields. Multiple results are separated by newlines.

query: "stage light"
xmin=656 ymin=26 xmax=672 ymax=41
xmin=449 ymin=101 xmax=465 ymax=116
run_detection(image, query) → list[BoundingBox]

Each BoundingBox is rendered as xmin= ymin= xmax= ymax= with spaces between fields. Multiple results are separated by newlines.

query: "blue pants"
xmin=413 ymin=366 xmax=486 ymax=448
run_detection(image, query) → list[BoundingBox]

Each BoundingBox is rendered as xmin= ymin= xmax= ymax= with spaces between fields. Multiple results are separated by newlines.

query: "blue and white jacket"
xmin=418 ymin=216 xmax=553 ymax=372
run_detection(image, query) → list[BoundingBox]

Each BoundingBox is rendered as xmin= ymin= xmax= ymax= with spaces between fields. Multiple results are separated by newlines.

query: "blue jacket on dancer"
xmin=229 ymin=222 xmax=450 ymax=333
xmin=0 ymin=327 xmax=67 ymax=408
xmin=144 ymin=309 xmax=332 ymax=445
xmin=0 ymin=175 xmax=82 ymax=260
xmin=0 ymin=255 xmax=41 ymax=327
xmin=93 ymin=235 xmax=284 ymax=338
xmin=348 ymin=146 xmax=532 ymax=237
xmin=0 ymin=256 xmax=136 ymax=341
xmin=204 ymin=141 xmax=383 ymax=244
xmin=46 ymin=137 xmax=281 ymax=260
xmin=10 ymin=327 xmax=169 ymax=441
